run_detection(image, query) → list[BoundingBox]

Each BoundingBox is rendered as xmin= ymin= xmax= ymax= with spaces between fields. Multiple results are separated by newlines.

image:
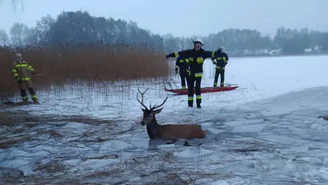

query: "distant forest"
xmin=1 ymin=10 xmax=328 ymax=56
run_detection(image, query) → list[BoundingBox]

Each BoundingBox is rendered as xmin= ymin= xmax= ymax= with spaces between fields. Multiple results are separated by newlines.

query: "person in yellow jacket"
xmin=11 ymin=53 xmax=39 ymax=103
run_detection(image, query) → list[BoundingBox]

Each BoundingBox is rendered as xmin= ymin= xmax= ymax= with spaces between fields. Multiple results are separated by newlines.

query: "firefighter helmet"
xmin=15 ymin=53 xmax=23 ymax=61
xmin=193 ymin=38 xmax=203 ymax=45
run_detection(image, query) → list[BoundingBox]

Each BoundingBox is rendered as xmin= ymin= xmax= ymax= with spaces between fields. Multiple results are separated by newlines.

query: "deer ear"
xmin=141 ymin=108 xmax=146 ymax=112
xmin=153 ymin=108 xmax=163 ymax=114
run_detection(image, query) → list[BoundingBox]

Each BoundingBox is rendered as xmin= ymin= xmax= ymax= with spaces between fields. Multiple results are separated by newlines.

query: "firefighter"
xmin=212 ymin=46 xmax=229 ymax=87
xmin=175 ymin=56 xmax=190 ymax=90
xmin=11 ymin=53 xmax=39 ymax=103
xmin=166 ymin=38 xmax=215 ymax=108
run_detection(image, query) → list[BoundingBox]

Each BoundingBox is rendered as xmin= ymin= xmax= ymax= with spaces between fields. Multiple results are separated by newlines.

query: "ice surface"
xmin=1 ymin=55 xmax=328 ymax=184
xmin=231 ymin=122 xmax=268 ymax=133
xmin=78 ymin=159 xmax=120 ymax=170
xmin=99 ymin=140 xmax=133 ymax=153
xmin=173 ymin=148 xmax=214 ymax=160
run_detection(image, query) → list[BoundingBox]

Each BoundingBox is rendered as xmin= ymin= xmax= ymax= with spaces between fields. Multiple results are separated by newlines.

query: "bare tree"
xmin=10 ymin=23 xmax=29 ymax=46
xmin=0 ymin=29 xmax=10 ymax=45
xmin=0 ymin=0 xmax=23 ymax=12
xmin=0 ymin=0 xmax=19 ymax=6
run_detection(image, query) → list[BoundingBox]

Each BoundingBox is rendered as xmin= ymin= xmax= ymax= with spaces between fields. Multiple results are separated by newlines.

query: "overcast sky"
xmin=0 ymin=0 xmax=327 ymax=37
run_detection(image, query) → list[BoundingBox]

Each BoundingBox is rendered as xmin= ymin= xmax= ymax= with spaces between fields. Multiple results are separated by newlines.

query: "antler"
xmin=136 ymin=88 xmax=148 ymax=110
xmin=151 ymin=97 xmax=168 ymax=110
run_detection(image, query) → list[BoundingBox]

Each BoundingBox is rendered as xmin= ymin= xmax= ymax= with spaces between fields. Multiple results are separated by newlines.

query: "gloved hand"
xmin=16 ymin=77 xmax=22 ymax=83
xmin=212 ymin=59 xmax=217 ymax=64
xmin=187 ymin=69 xmax=191 ymax=76
xmin=175 ymin=69 xmax=179 ymax=75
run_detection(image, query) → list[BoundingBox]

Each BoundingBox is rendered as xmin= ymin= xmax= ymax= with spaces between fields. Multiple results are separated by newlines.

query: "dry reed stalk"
xmin=0 ymin=44 xmax=169 ymax=96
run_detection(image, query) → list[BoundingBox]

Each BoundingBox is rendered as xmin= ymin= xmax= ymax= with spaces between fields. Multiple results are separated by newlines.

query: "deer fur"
xmin=137 ymin=88 xmax=206 ymax=141
xmin=319 ymin=116 xmax=328 ymax=121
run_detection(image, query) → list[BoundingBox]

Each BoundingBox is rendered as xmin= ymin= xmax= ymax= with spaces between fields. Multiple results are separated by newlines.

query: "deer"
xmin=136 ymin=88 xmax=206 ymax=142
xmin=319 ymin=115 xmax=328 ymax=121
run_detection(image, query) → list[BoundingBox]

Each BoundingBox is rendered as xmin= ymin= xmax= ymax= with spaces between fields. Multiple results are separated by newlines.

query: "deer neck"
xmin=146 ymin=117 xmax=160 ymax=139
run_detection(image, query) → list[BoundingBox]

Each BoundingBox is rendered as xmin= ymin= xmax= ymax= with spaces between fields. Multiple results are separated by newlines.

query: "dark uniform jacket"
xmin=212 ymin=51 xmax=229 ymax=69
xmin=166 ymin=48 xmax=214 ymax=77
xmin=175 ymin=56 xmax=190 ymax=73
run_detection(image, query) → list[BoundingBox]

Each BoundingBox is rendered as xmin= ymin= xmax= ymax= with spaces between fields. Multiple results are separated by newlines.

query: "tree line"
xmin=0 ymin=10 xmax=328 ymax=56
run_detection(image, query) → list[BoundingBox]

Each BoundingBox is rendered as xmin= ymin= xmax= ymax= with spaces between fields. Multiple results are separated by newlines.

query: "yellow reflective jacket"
xmin=11 ymin=60 xmax=35 ymax=81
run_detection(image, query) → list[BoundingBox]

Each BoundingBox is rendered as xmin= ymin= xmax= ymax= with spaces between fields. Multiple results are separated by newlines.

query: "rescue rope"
xmin=193 ymin=143 xmax=203 ymax=184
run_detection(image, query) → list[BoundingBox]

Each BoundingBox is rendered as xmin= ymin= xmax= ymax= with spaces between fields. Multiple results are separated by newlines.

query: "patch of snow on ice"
xmin=173 ymin=147 xmax=214 ymax=160
xmin=62 ymin=159 xmax=81 ymax=166
xmin=232 ymin=123 xmax=268 ymax=133
xmin=78 ymin=159 xmax=120 ymax=170
xmin=99 ymin=140 xmax=133 ymax=153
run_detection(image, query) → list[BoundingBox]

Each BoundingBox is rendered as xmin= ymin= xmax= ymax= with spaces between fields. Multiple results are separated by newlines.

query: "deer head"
xmin=136 ymin=88 xmax=168 ymax=125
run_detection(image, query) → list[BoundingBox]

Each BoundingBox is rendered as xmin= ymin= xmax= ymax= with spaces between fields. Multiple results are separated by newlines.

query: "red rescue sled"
xmin=165 ymin=85 xmax=238 ymax=95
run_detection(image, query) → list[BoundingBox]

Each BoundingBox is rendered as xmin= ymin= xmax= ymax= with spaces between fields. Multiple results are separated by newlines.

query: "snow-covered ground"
xmin=1 ymin=55 xmax=328 ymax=184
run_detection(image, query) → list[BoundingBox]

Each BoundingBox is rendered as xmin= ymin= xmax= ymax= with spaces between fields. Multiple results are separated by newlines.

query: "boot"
xmin=28 ymin=87 xmax=39 ymax=103
xmin=196 ymin=98 xmax=202 ymax=108
xmin=188 ymin=101 xmax=193 ymax=107
xmin=20 ymin=89 xmax=28 ymax=103
xmin=32 ymin=97 xmax=39 ymax=103
xmin=22 ymin=96 xmax=28 ymax=103
xmin=188 ymin=96 xmax=193 ymax=107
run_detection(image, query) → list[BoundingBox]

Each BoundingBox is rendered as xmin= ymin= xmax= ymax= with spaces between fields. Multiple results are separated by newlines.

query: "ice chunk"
xmin=78 ymin=159 xmax=120 ymax=170
xmin=232 ymin=123 xmax=268 ymax=133
xmin=99 ymin=140 xmax=132 ymax=153
xmin=173 ymin=148 xmax=214 ymax=160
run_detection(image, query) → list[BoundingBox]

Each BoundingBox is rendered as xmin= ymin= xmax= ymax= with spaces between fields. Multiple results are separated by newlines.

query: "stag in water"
xmin=136 ymin=88 xmax=206 ymax=141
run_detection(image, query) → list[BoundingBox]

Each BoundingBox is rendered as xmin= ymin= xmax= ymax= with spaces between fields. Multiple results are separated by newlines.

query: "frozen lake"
xmin=1 ymin=55 xmax=328 ymax=185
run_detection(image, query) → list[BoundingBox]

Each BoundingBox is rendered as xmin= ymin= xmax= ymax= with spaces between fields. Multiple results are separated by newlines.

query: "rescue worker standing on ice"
xmin=212 ymin=46 xmax=229 ymax=87
xmin=11 ymin=53 xmax=39 ymax=103
xmin=175 ymin=56 xmax=190 ymax=90
xmin=166 ymin=38 xmax=214 ymax=108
